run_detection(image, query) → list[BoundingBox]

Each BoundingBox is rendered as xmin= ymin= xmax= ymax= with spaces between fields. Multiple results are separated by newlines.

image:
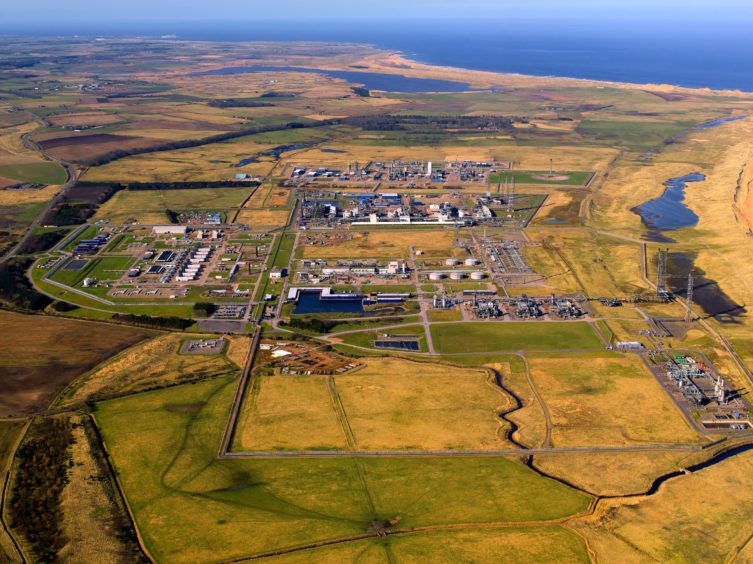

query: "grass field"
xmin=265 ymin=527 xmax=589 ymax=563
xmin=0 ymin=311 xmax=154 ymax=417
xmin=56 ymin=334 xmax=247 ymax=408
xmin=93 ymin=187 xmax=253 ymax=224
xmin=302 ymin=230 xmax=457 ymax=259
xmin=235 ymin=357 xmax=513 ymax=451
xmin=234 ymin=374 xmax=348 ymax=450
xmin=235 ymin=209 xmax=291 ymax=230
xmin=527 ymin=353 xmax=700 ymax=447
xmin=575 ymin=449 xmax=753 ymax=562
xmin=336 ymin=358 xmax=512 ymax=450
xmin=95 ymin=376 xmax=590 ymax=562
xmin=430 ymin=322 xmax=603 ymax=354
xmin=488 ymin=170 xmax=592 ymax=186
xmin=0 ymin=162 xmax=67 ymax=184
xmin=532 ymin=451 xmax=695 ymax=496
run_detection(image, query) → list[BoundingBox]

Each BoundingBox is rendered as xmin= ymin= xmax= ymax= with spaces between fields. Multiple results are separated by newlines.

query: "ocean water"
xmin=5 ymin=19 xmax=753 ymax=91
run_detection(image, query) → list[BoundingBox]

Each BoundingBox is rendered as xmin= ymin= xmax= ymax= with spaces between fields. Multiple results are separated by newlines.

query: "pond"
xmin=294 ymin=291 xmax=365 ymax=314
xmin=632 ymin=173 xmax=705 ymax=240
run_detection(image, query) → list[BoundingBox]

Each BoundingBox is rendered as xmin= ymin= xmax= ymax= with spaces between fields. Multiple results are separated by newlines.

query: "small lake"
xmin=294 ymin=292 xmax=364 ymax=314
xmin=193 ymin=66 xmax=476 ymax=93
xmin=632 ymin=173 xmax=705 ymax=240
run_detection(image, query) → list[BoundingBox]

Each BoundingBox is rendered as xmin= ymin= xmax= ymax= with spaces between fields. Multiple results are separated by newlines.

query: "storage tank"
xmin=445 ymin=258 xmax=460 ymax=266
xmin=449 ymin=271 xmax=465 ymax=280
xmin=428 ymin=272 xmax=445 ymax=281
xmin=464 ymin=258 xmax=479 ymax=266
xmin=471 ymin=271 xmax=486 ymax=280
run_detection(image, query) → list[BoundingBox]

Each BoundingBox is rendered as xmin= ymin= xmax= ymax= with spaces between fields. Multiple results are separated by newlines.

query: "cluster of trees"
xmin=192 ymin=302 xmax=216 ymax=318
xmin=44 ymin=202 xmax=98 ymax=226
xmin=344 ymin=114 xmax=519 ymax=132
xmin=10 ymin=417 xmax=73 ymax=562
xmin=208 ymin=98 xmax=274 ymax=108
xmin=111 ymin=313 xmax=193 ymax=330
xmin=81 ymin=120 xmax=334 ymax=167
xmin=75 ymin=180 xmax=259 ymax=191
xmin=280 ymin=317 xmax=336 ymax=334
xmin=0 ymin=258 xmax=52 ymax=311
xmin=17 ymin=229 xmax=67 ymax=255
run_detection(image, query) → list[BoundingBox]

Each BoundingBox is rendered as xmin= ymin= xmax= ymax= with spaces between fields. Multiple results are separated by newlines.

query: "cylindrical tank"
xmin=445 ymin=258 xmax=460 ymax=266
xmin=471 ymin=271 xmax=486 ymax=280
xmin=449 ymin=271 xmax=465 ymax=280
xmin=429 ymin=272 xmax=445 ymax=281
xmin=464 ymin=258 xmax=479 ymax=266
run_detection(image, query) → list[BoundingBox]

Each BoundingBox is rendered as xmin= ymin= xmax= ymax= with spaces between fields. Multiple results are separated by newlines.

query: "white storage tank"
xmin=429 ymin=272 xmax=445 ymax=281
xmin=464 ymin=258 xmax=479 ymax=266
xmin=445 ymin=258 xmax=460 ymax=266
xmin=471 ymin=271 xmax=486 ymax=280
xmin=449 ymin=271 xmax=465 ymax=280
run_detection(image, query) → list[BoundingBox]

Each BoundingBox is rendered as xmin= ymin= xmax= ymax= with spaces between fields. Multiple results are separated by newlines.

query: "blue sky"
xmin=1 ymin=0 xmax=749 ymax=24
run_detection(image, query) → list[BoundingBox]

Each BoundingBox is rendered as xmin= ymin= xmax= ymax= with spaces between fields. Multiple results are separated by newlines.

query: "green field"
xmin=488 ymin=170 xmax=593 ymax=186
xmin=0 ymin=162 xmax=67 ymax=184
xmin=430 ymin=322 xmax=603 ymax=353
xmin=94 ymin=377 xmax=590 ymax=562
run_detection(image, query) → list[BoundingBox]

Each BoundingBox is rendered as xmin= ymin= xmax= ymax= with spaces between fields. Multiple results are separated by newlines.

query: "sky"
xmin=0 ymin=0 xmax=750 ymax=25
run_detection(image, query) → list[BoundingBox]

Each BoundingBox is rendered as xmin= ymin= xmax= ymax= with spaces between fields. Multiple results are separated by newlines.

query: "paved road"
xmin=1 ymin=116 xmax=80 ymax=264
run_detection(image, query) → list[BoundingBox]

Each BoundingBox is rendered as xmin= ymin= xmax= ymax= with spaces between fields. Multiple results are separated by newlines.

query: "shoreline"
xmin=2 ymin=33 xmax=752 ymax=96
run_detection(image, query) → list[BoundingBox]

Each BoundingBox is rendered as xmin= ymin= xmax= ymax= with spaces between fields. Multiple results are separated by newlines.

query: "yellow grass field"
xmin=335 ymin=358 xmax=513 ymax=450
xmin=93 ymin=186 xmax=253 ymax=224
xmin=527 ymin=354 xmax=700 ymax=447
xmin=574 ymin=449 xmax=753 ymax=562
xmin=58 ymin=416 xmax=133 ymax=561
xmin=533 ymin=451 xmax=694 ymax=496
xmin=234 ymin=375 xmax=348 ymax=451
xmin=302 ymin=229 xmax=457 ymax=259
xmin=0 ymin=184 xmax=59 ymax=206
xmin=235 ymin=208 xmax=291 ymax=230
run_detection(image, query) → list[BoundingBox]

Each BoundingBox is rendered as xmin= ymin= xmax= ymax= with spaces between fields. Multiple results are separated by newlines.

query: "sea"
xmin=4 ymin=19 xmax=753 ymax=91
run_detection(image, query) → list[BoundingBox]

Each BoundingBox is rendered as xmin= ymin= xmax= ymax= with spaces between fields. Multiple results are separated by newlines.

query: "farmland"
xmin=95 ymin=377 xmax=591 ymax=563
xmin=0 ymin=311 xmax=154 ymax=416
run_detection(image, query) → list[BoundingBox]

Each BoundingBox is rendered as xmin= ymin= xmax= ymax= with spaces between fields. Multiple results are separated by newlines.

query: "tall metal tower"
xmin=657 ymin=248 xmax=668 ymax=298
xmin=685 ymin=270 xmax=695 ymax=323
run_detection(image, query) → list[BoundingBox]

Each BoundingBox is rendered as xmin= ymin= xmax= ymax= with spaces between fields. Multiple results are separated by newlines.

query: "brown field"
xmin=234 ymin=374 xmax=348 ymax=451
xmin=335 ymin=358 xmax=513 ymax=450
xmin=38 ymin=133 xmax=166 ymax=162
xmin=265 ymin=188 xmax=291 ymax=207
xmin=527 ymin=354 xmax=700 ymax=447
xmin=575 ymin=449 xmax=753 ymax=562
xmin=56 ymin=333 xmax=245 ymax=408
xmin=0 ymin=311 xmax=154 ymax=417
xmin=47 ymin=112 xmax=124 ymax=127
xmin=235 ymin=209 xmax=291 ymax=230
xmin=302 ymin=229 xmax=457 ymax=259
